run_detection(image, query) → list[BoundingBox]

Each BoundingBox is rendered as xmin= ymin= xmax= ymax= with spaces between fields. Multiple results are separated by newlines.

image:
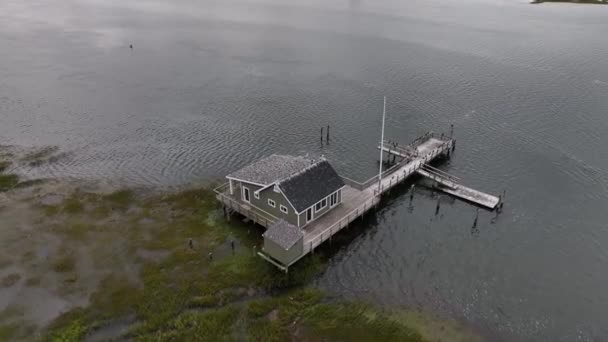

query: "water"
xmin=1 ymin=0 xmax=608 ymax=340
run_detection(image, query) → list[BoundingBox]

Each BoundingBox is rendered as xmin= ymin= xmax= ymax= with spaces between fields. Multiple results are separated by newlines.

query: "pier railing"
xmin=214 ymin=182 xmax=277 ymax=228
xmin=377 ymin=140 xmax=451 ymax=194
xmin=340 ymin=159 xmax=405 ymax=192
xmin=307 ymin=195 xmax=380 ymax=252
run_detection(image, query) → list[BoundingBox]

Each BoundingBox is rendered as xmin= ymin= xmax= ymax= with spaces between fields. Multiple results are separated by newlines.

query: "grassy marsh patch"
xmin=0 ymin=179 xmax=482 ymax=342
xmin=0 ymin=161 xmax=10 ymax=173
xmin=103 ymin=189 xmax=135 ymax=210
xmin=0 ymin=174 xmax=19 ymax=191
xmin=21 ymin=146 xmax=60 ymax=166
xmin=0 ymin=273 xmax=21 ymax=288
xmin=52 ymin=252 xmax=76 ymax=273
xmin=62 ymin=196 xmax=84 ymax=214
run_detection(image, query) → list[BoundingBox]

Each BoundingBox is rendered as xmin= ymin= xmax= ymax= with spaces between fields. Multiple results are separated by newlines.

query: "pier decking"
xmin=416 ymin=168 xmax=500 ymax=209
xmin=216 ymin=133 xmax=464 ymax=271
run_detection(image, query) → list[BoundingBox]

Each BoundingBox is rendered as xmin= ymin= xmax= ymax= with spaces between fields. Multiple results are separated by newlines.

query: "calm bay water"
xmin=1 ymin=0 xmax=608 ymax=340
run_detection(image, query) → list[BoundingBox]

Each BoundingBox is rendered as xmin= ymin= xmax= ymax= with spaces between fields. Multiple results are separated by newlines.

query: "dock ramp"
xmin=416 ymin=166 xmax=500 ymax=209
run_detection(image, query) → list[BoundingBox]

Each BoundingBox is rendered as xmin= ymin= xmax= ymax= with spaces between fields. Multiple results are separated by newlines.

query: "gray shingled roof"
xmin=278 ymin=160 xmax=344 ymax=213
xmin=227 ymin=154 xmax=314 ymax=185
xmin=263 ymin=219 xmax=303 ymax=250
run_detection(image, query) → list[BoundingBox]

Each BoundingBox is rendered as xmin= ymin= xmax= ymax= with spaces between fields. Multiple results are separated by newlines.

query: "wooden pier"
xmin=216 ymin=132 xmax=469 ymax=271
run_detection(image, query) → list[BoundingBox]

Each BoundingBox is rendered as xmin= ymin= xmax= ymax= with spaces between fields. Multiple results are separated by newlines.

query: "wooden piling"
xmin=473 ymin=208 xmax=479 ymax=228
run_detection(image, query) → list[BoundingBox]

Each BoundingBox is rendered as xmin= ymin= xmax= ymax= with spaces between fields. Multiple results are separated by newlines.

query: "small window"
xmin=280 ymin=205 xmax=288 ymax=214
xmin=268 ymin=199 xmax=276 ymax=208
xmin=254 ymin=192 xmax=260 ymax=199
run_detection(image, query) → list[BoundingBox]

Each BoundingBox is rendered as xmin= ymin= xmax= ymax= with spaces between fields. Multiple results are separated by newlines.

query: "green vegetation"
xmin=51 ymin=252 xmax=76 ymax=273
xmin=0 ymin=161 xmax=10 ymax=173
xmin=0 ymin=174 xmax=19 ymax=192
xmin=62 ymin=196 xmax=84 ymax=214
xmin=0 ymin=152 xmax=44 ymax=191
xmin=21 ymin=146 xmax=59 ymax=166
xmin=103 ymin=189 xmax=134 ymax=209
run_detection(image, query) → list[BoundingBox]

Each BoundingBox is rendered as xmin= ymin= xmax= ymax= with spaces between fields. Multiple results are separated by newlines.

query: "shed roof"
xmin=263 ymin=219 xmax=303 ymax=250
xmin=278 ymin=160 xmax=344 ymax=213
xmin=227 ymin=154 xmax=313 ymax=185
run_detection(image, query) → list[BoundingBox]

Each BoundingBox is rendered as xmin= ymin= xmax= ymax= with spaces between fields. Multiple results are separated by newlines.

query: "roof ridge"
xmin=277 ymin=157 xmax=325 ymax=186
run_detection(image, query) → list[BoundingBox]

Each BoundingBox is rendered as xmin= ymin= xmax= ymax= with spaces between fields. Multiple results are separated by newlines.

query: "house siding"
xmin=238 ymin=181 xmax=298 ymax=226
xmin=263 ymin=236 xmax=303 ymax=266
xmin=237 ymin=181 xmax=344 ymax=229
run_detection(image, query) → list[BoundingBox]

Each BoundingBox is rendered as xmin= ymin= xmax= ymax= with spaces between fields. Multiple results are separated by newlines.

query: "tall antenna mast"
xmin=377 ymin=96 xmax=386 ymax=193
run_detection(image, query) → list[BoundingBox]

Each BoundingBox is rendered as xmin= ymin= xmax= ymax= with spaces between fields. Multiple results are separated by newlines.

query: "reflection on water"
xmin=1 ymin=0 xmax=608 ymax=340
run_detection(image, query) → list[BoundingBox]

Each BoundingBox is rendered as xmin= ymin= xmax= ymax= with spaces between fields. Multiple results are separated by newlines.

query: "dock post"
xmin=498 ymin=195 xmax=502 ymax=213
xmin=320 ymin=127 xmax=324 ymax=144
xmin=450 ymin=124 xmax=454 ymax=138
xmin=473 ymin=208 xmax=479 ymax=228
xmin=452 ymin=140 xmax=456 ymax=152
xmin=410 ymin=184 xmax=415 ymax=201
xmin=435 ymin=197 xmax=441 ymax=215
xmin=327 ymin=125 xmax=330 ymax=142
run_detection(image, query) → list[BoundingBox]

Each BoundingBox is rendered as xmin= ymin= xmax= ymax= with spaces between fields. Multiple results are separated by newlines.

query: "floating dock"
xmin=215 ymin=131 xmax=494 ymax=271
xmin=416 ymin=167 xmax=499 ymax=209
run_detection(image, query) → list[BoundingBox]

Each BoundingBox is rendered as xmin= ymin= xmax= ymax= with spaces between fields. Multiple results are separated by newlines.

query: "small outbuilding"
xmin=262 ymin=219 xmax=303 ymax=266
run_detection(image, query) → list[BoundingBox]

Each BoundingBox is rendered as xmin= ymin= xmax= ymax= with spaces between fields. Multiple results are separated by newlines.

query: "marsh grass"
xmin=52 ymin=252 xmax=76 ymax=273
xmin=62 ymin=197 xmax=84 ymax=214
xmin=15 ymin=178 xmax=47 ymax=189
xmin=103 ymin=189 xmax=134 ymax=210
xmin=21 ymin=146 xmax=59 ymax=166
xmin=0 ymin=161 xmax=10 ymax=173
xmin=0 ymin=274 xmax=21 ymax=288
xmin=0 ymin=323 xmax=20 ymax=341
xmin=0 ymin=174 xmax=19 ymax=191
xmin=39 ymin=186 xmax=479 ymax=342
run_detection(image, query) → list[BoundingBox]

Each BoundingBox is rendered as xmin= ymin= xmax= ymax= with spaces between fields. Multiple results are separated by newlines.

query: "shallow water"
xmin=1 ymin=0 xmax=608 ymax=340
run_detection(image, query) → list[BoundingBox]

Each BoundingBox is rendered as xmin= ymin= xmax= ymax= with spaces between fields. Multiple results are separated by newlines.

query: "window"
xmin=315 ymin=198 xmax=327 ymax=212
xmin=330 ymin=192 xmax=338 ymax=207
xmin=306 ymin=208 xmax=312 ymax=223
xmin=254 ymin=192 xmax=260 ymax=199
xmin=267 ymin=199 xmax=276 ymax=208
xmin=280 ymin=205 xmax=288 ymax=214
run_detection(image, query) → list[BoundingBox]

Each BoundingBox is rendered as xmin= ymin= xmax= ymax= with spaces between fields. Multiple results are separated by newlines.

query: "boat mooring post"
xmin=326 ymin=125 xmax=330 ymax=142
